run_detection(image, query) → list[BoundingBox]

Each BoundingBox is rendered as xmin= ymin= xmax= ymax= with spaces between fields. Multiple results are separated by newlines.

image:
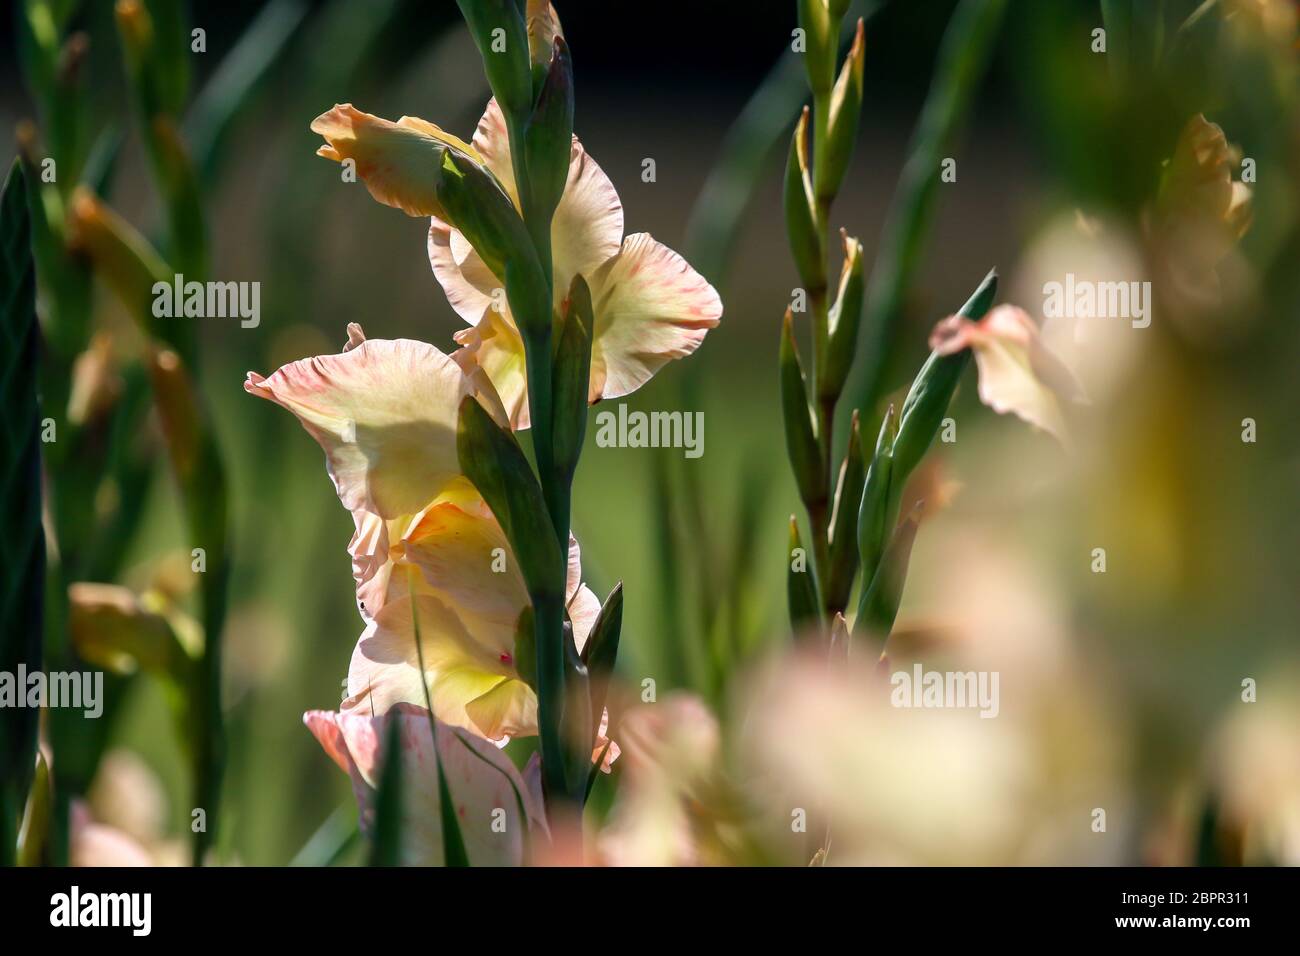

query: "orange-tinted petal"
xmin=311 ymin=104 xmax=480 ymax=217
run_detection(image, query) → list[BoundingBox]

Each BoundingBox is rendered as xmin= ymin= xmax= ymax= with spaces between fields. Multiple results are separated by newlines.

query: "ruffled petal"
xmin=453 ymin=313 xmax=531 ymax=428
xmin=428 ymin=220 xmax=499 ymax=325
xmin=551 ymin=141 xmax=623 ymax=302
xmin=431 ymin=99 xmax=624 ymax=327
xmin=402 ymin=493 xmax=530 ymax=628
xmin=929 ymin=305 xmax=1086 ymax=447
xmin=244 ymin=338 xmax=505 ymax=519
xmin=587 ymin=233 xmax=722 ymax=400
xmin=464 ymin=678 xmax=538 ymax=741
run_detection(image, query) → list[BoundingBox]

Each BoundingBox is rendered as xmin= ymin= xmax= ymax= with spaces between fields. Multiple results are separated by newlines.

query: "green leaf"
xmin=432 ymin=728 xmax=470 ymax=868
xmin=289 ymin=804 xmax=360 ymax=867
xmin=890 ymin=268 xmax=997 ymax=482
xmin=854 ymin=503 xmax=923 ymax=646
xmin=456 ymin=396 xmax=565 ymax=602
xmin=406 ymin=568 xmax=470 ymax=867
xmin=185 ymin=0 xmax=310 ymax=181
xmin=0 ymin=160 xmax=43 ymax=868
xmin=856 ymin=403 xmax=898 ymax=588
xmin=16 ymin=750 xmax=50 ymax=866
xmin=368 ymin=715 xmax=404 ymax=867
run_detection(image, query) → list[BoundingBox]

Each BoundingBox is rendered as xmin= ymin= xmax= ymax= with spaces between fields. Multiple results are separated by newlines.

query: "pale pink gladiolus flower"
xmin=305 ymin=703 xmax=546 ymax=866
xmin=309 ymin=95 xmax=722 ymax=431
xmin=433 ymin=98 xmax=723 ymax=427
xmin=247 ymin=330 xmax=616 ymax=759
xmin=929 ymin=304 xmax=1087 ymax=448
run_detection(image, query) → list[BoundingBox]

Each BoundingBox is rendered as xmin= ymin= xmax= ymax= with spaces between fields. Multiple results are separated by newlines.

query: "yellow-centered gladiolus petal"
xmin=344 ymin=488 xmax=597 ymax=743
xmin=311 ymin=103 xmax=481 ymax=218
xmin=244 ymin=338 xmax=506 ymax=519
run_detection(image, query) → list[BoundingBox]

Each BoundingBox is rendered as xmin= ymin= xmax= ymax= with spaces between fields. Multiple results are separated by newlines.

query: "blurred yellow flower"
xmin=1148 ymin=113 xmax=1254 ymax=311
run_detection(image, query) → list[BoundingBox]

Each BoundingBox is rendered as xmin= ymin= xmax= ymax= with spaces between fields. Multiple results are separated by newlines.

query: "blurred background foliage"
xmin=4 ymin=0 xmax=1299 ymax=864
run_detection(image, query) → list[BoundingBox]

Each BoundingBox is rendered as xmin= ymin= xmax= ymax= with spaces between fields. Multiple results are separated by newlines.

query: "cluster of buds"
xmin=781 ymin=1 xmax=1002 ymax=652
xmin=781 ymin=1 xmax=867 ymax=627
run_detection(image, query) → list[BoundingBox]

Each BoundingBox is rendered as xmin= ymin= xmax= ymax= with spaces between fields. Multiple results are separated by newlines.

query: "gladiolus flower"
xmin=247 ymin=329 xmax=611 ymax=750
xmin=599 ymin=693 xmax=721 ymax=865
xmin=1148 ymin=114 xmax=1254 ymax=310
xmin=929 ymin=304 xmax=1086 ymax=447
xmin=344 ymin=488 xmax=602 ymax=742
xmin=310 ymin=97 xmax=722 ymax=430
xmin=310 ymin=104 xmax=480 ymax=219
xmin=305 ymin=704 xmax=545 ymax=866
xmin=435 ymin=99 xmax=722 ymax=426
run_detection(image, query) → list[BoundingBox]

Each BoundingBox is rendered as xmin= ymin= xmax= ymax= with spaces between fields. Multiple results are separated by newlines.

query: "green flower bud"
xmin=822 ymin=231 xmax=864 ymax=400
xmin=825 ymin=409 xmax=865 ymax=611
xmin=784 ymin=109 xmax=826 ymax=296
xmin=455 ymin=0 xmax=533 ymax=117
xmin=797 ymin=0 xmax=836 ymax=95
xmin=787 ymin=515 xmax=823 ymax=631
xmin=819 ymin=19 xmax=865 ymax=206
xmin=780 ymin=309 xmax=827 ymax=511
xmin=523 ymin=35 xmax=574 ymax=230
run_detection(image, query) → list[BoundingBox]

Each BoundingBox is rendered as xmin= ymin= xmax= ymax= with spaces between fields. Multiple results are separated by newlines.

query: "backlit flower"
xmin=305 ymin=703 xmax=545 ymax=865
xmin=310 ymin=97 xmax=723 ymax=430
xmin=929 ymin=304 xmax=1086 ymax=447
xmin=247 ymin=329 xmax=609 ymax=747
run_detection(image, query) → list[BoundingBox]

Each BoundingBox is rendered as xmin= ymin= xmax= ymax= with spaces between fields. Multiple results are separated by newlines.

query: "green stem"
xmin=532 ymin=592 xmax=570 ymax=803
xmin=503 ymin=104 xmax=584 ymax=847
